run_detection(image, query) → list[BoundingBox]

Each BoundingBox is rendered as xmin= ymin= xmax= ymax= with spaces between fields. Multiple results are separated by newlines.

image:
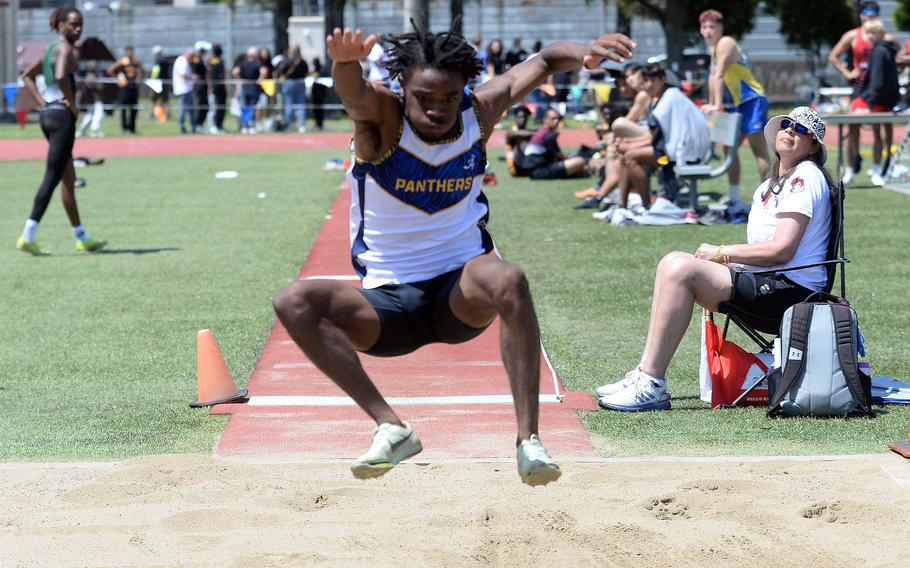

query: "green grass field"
xmin=1 ymin=142 xmax=908 ymax=461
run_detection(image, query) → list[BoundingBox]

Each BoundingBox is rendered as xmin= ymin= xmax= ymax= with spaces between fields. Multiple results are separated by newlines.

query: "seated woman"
xmin=597 ymin=106 xmax=834 ymax=411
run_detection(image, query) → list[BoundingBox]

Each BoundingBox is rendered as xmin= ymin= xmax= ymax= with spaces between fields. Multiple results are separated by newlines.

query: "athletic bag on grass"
xmin=767 ymin=293 xmax=872 ymax=417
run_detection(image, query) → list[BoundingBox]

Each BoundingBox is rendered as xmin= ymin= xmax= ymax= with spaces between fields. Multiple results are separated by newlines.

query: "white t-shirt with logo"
xmin=745 ymin=161 xmax=832 ymax=291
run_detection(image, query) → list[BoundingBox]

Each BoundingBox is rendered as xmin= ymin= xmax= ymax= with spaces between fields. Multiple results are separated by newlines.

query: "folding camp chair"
xmin=675 ymin=111 xmax=742 ymax=210
xmin=716 ymin=181 xmax=848 ymax=407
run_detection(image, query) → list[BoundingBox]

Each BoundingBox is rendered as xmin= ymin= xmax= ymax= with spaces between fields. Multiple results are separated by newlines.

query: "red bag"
xmin=701 ymin=313 xmax=771 ymax=409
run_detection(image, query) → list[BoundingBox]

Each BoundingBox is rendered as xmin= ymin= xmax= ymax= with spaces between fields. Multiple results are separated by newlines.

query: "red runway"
xmin=212 ymin=185 xmax=597 ymax=459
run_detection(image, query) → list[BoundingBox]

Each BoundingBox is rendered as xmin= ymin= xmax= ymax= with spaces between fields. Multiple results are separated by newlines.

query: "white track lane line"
xmin=247 ymin=394 xmax=563 ymax=406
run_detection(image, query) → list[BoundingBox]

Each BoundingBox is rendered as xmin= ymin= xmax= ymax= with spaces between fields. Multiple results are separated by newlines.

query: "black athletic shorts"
xmin=358 ymin=267 xmax=489 ymax=357
xmin=728 ymin=267 xmax=816 ymax=320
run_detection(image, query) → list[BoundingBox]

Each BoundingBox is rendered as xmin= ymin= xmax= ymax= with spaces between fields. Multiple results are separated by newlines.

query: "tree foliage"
xmin=766 ymin=0 xmax=855 ymax=66
xmin=894 ymin=0 xmax=910 ymax=31
xmin=616 ymin=0 xmax=760 ymax=61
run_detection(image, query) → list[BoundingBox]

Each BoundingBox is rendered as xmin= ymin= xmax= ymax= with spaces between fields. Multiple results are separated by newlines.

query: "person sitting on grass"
xmin=597 ymin=106 xmax=833 ymax=411
xmin=518 ymin=108 xmax=589 ymax=179
xmin=504 ymin=105 xmax=536 ymax=177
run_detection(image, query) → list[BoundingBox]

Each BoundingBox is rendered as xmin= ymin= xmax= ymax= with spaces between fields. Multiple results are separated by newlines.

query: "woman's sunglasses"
xmin=779 ymin=118 xmax=813 ymax=138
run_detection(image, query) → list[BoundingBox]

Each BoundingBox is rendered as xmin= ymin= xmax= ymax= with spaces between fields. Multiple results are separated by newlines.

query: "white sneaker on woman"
xmin=595 ymin=368 xmax=640 ymax=397
xmin=598 ymin=369 xmax=671 ymax=412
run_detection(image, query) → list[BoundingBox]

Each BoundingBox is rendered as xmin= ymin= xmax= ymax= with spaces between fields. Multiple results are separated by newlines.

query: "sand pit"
xmin=1 ymin=453 xmax=908 ymax=566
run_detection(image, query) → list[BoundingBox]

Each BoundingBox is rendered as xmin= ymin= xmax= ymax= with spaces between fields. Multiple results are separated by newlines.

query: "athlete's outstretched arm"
xmin=328 ymin=28 xmax=384 ymax=123
xmin=475 ymin=34 xmax=635 ymax=125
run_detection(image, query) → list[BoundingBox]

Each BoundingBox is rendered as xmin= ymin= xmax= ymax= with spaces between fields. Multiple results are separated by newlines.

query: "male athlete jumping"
xmin=273 ymin=23 xmax=634 ymax=485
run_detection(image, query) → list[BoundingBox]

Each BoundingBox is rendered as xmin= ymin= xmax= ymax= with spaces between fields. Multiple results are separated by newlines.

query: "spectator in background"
xmin=504 ymin=105 xmax=536 ymax=177
xmin=505 ymin=37 xmax=528 ymax=70
xmin=526 ymin=40 xmax=552 ymax=122
xmin=486 ymin=39 xmax=505 ymax=77
xmin=208 ymin=43 xmax=227 ymax=134
xmin=310 ymin=57 xmax=328 ymax=131
xmin=149 ymin=46 xmax=170 ymax=122
xmin=616 ymin=64 xmax=709 ymax=209
xmin=280 ymin=45 xmax=309 ymax=132
xmin=107 ymin=45 xmax=143 ymax=134
xmin=699 ymin=9 xmax=770 ymax=209
xmin=191 ymin=41 xmax=210 ymax=134
xmin=575 ymin=63 xmax=651 ymax=208
xmin=471 ymin=36 xmax=487 ymax=67
xmin=520 ymin=109 xmax=589 ymax=180
xmin=76 ymin=60 xmax=105 ymax=138
xmin=257 ymin=47 xmax=275 ymax=130
xmin=366 ymin=40 xmax=389 ymax=87
xmin=857 ymin=18 xmax=899 ymax=185
xmin=233 ymin=47 xmax=262 ymax=134
xmin=827 ymin=0 xmax=899 ymax=185
xmin=172 ymin=47 xmax=195 ymax=134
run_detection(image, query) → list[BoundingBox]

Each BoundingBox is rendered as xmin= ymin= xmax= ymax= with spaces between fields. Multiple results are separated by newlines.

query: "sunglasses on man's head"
xmin=779 ymin=119 xmax=813 ymax=138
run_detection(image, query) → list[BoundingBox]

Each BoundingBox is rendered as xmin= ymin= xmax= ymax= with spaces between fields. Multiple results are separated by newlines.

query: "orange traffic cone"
xmin=889 ymin=432 xmax=910 ymax=458
xmin=189 ymin=329 xmax=248 ymax=408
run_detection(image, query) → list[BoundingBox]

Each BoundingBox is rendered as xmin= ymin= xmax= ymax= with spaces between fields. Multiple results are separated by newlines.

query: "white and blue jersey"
xmin=347 ymin=91 xmax=493 ymax=289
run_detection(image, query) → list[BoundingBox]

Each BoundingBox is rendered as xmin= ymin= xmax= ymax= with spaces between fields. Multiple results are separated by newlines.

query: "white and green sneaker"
xmin=517 ymin=434 xmax=561 ymax=486
xmin=75 ymin=237 xmax=107 ymax=253
xmin=16 ymin=237 xmax=49 ymax=256
xmin=351 ymin=422 xmax=423 ymax=480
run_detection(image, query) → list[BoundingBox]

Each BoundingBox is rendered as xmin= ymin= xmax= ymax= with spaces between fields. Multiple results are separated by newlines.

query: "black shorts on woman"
xmin=357 ymin=267 xmax=489 ymax=357
xmin=727 ymin=267 xmax=815 ymax=320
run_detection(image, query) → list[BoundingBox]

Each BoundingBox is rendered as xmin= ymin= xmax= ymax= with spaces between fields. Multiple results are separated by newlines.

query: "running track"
xmin=1 ymin=126 xmax=895 ymax=162
xmin=1 ymin=129 xmax=569 ymax=161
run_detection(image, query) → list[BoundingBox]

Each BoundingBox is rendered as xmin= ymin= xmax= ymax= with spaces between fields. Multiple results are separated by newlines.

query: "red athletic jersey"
xmin=852 ymin=26 xmax=874 ymax=87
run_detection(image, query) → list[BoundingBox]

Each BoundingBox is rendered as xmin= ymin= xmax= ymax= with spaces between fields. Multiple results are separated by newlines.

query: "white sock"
xmin=22 ymin=219 xmax=38 ymax=242
xmin=638 ymin=368 xmax=667 ymax=388
xmin=728 ymin=184 xmax=740 ymax=203
xmin=871 ymin=164 xmax=881 ymax=175
xmin=72 ymin=224 xmax=89 ymax=243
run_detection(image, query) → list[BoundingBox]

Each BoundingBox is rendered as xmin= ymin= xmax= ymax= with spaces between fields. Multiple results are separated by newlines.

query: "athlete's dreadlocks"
xmin=382 ymin=18 xmax=483 ymax=84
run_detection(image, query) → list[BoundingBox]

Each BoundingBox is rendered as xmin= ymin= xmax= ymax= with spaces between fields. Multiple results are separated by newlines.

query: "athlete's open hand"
xmin=583 ymin=33 xmax=636 ymax=70
xmin=327 ymin=28 xmax=377 ymax=64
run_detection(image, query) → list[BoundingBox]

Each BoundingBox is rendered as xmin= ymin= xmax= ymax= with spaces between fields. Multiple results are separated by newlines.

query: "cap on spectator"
xmin=860 ymin=1 xmax=880 ymax=16
xmin=764 ymin=106 xmax=827 ymax=164
xmin=152 ymin=45 xmax=163 ymax=55
xmin=194 ymin=41 xmax=212 ymax=54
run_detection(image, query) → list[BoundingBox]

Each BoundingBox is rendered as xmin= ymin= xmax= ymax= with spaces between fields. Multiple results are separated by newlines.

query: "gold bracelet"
xmin=715 ymin=245 xmax=730 ymax=265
